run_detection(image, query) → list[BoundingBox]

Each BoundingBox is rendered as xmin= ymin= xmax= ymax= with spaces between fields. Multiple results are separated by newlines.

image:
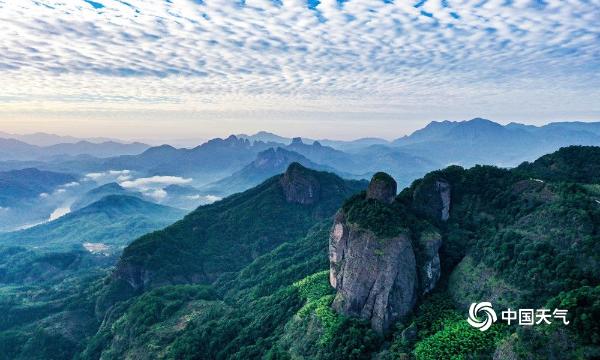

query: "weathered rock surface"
xmin=329 ymin=211 xmax=417 ymax=334
xmin=417 ymin=231 xmax=442 ymax=295
xmin=279 ymin=162 xmax=321 ymax=204
xmin=413 ymin=178 xmax=451 ymax=221
xmin=366 ymin=172 xmax=397 ymax=204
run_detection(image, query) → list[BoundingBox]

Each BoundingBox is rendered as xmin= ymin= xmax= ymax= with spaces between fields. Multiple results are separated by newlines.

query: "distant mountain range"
xmin=0 ymin=131 xmax=118 ymax=146
xmin=200 ymin=147 xmax=345 ymax=196
xmin=0 ymin=168 xmax=76 ymax=207
xmin=0 ymin=137 xmax=149 ymax=161
xmin=0 ymin=195 xmax=185 ymax=253
xmin=2 ymin=118 xmax=600 ymax=201
xmin=392 ymin=118 xmax=600 ymax=166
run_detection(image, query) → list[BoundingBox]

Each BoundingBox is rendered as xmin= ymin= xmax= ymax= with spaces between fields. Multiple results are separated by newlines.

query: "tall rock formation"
xmin=366 ymin=172 xmax=397 ymax=204
xmin=329 ymin=172 xmax=451 ymax=333
xmin=279 ymin=162 xmax=321 ymax=204
xmin=329 ymin=173 xmax=417 ymax=334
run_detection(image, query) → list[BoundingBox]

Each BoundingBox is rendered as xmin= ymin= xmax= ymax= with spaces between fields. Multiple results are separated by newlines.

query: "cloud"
xmin=84 ymin=169 xmax=132 ymax=182
xmin=61 ymin=181 xmax=80 ymax=188
xmin=49 ymin=206 xmax=70 ymax=221
xmin=185 ymin=194 xmax=222 ymax=203
xmin=0 ymin=0 xmax=598 ymax=124
xmin=146 ymin=188 xmax=168 ymax=201
xmin=120 ymin=175 xmax=192 ymax=201
xmin=120 ymin=175 xmax=192 ymax=191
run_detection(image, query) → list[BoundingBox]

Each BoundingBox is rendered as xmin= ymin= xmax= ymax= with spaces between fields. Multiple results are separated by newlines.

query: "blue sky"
xmin=0 ymin=0 xmax=599 ymax=140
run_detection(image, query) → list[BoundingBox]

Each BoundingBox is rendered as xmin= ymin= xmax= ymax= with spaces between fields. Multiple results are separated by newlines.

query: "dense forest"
xmin=0 ymin=146 xmax=599 ymax=359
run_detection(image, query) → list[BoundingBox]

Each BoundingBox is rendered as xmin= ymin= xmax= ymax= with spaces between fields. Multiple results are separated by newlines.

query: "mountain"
xmin=0 ymin=168 xmax=76 ymax=206
xmin=1 ymin=147 xmax=599 ymax=359
xmin=319 ymin=137 xmax=391 ymax=151
xmin=0 ymin=138 xmax=150 ymax=161
xmin=282 ymin=138 xmax=438 ymax=186
xmin=285 ymin=137 xmax=356 ymax=169
xmin=200 ymin=147 xmax=348 ymax=196
xmin=109 ymin=163 xmax=366 ymax=293
xmin=236 ymin=131 xmax=292 ymax=144
xmin=43 ymin=141 xmax=149 ymax=158
xmin=0 ymin=138 xmax=41 ymax=161
xmin=0 ymin=131 xmax=116 ymax=146
xmin=71 ymin=182 xmax=142 ymax=211
xmin=102 ymin=135 xmax=278 ymax=184
xmin=393 ymin=118 xmax=600 ymax=167
xmin=0 ymin=195 xmax=185 ymax=253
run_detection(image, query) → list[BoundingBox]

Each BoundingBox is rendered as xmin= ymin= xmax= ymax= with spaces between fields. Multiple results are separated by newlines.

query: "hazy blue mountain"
xmin=285 ymin=138 xmax=358 ymax=169
xmin=542 ymin=121 xmax=600 ymax=136
xmin=350 ymin=144 xmax=441 ymax=186
xmin=43 ymin=140 xmax=149 ymax=158
xmin=236 ymin=131 xmax=390 ymax=151
xmin=236 ymin=131 xmax=292 ymax=144
xmin=0 ymin=131 xmax=116 ymax=146
xmin=0 ymin=137 xmax=150 ymax=161
xmin=281 ymin=138 xmax=438 ymax=187
xmin=0 ymin=168 xmax=76 ymax=206
xmin=201 ymin=147 xmax=348 ymax=196
xmin=103 ymin=135 xmax=279 ymax=184
xmin=71 ymin=182 xmax=142 ymax=211
xmin=0 ymin=195 xmax=185 ymax=253
xmin=0 ymin=138 xmax=41 ymax=161
xmin=392 ymin=118 xmax=600 ymax=167
xmin=319 ymin=137 xmax=390 ymax=151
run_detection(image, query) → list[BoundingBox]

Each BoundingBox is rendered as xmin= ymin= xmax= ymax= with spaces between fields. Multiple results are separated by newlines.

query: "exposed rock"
xmin=279 ymin=162 xmax=321 ymax=204
xmin=329 ymin=211 xmax=417 ymax=334
xmin=417 ymin=231 xmax=442 ymax=295
xmin=413 ymin=178 xmax=451 ymax=221
xmin=291 ymin=137 xmax=304 ymax=145
xmin=366 ymin=172 xmax=397 ymax=204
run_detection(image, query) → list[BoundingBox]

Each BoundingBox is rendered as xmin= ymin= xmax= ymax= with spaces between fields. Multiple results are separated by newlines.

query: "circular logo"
xmin=467 ymin=302 xmax=497 ymax=331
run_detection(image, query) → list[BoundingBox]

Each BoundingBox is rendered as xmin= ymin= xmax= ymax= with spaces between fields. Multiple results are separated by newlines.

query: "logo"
xmin=467 ymin=302 xmax=497 ymax=331
xmin=467 ymin=303 xmax=569 ymax=331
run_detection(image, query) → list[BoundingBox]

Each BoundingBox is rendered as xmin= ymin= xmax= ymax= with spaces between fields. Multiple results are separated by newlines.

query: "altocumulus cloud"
xmin=0 ymin=0 xmax=599 ymax=119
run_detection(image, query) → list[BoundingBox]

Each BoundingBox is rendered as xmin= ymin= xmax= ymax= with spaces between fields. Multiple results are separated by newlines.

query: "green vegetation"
xmin=0 ymin=195 xmax=185 ymax=252
xmin=1 ymin=146 xmax=599 ymax=359
xmin=116 ymin=167 xmax=365 ymax=289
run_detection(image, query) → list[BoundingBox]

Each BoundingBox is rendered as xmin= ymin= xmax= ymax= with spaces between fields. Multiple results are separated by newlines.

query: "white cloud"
xmin=61 ymin=181 xmax=80 ymax=188
xmin=84 ymin=169 xmax=132 ymax=182
xmin=146 ymin=188 xmax=168 ymax=201
xmin=120 ymin=175 xmax=192 ymax=191
xmin=0 ymin=0 xmax=598 ymax=126
xmin=39 ymin=192 xmax=49 ymax=198
xmin=119 ymin=175 xmax=192 ymax=201
xmin=185 ymin=194 xmax=222 ymax=203
xmin=49 ymin=206 xmax=70 ymax=221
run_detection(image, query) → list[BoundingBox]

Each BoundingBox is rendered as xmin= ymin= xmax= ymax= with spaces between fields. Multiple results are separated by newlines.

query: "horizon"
xmin=2 ymin=0 xmax=599 ymax=140
xmin=2 ymin=117 xmax=600 ymax=144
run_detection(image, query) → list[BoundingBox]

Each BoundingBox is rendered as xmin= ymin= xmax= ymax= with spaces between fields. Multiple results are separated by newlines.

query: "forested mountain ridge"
xmin=0 ymin=146 xmax=598 ymax=359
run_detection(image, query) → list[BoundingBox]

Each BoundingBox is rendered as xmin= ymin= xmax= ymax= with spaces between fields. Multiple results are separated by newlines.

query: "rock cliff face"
xmin=329 ymin=172 xmax=451 ymax=333
xmin=413 ymin=178 xmax=451 ymax=221
xmin=329 ymin=211 xmax=417 ymax=334
xmin=279 ymin=162 xmax=321 ymax=204
xmin=366 ymin=172 xmax=397 ymax=204
xmin=417 ymin=231 xmax=442 ymax=295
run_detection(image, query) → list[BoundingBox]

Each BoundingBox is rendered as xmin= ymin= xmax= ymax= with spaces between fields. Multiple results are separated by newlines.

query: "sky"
xmin=0 ymin=0 xmax=599 ymax=141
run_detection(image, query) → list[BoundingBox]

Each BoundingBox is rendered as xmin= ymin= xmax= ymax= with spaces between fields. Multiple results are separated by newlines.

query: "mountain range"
xmin=0 ymin=146 xmax=596 ymax=359
xmin=0 ymin=195 xmax=185 ymax=253
xmin=0 ymin=137 xmax=149 ymax=161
